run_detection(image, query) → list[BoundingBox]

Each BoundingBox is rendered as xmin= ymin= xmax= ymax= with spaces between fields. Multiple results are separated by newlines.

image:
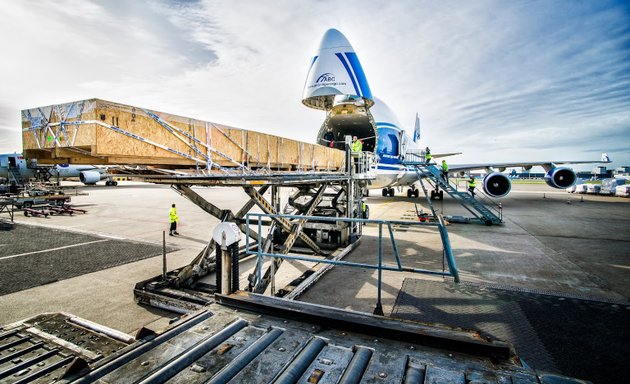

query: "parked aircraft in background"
xmin=0 ymin=152 xmax=118 ymax=186
xmin=302 ymin=28 xmax=611 ymax=198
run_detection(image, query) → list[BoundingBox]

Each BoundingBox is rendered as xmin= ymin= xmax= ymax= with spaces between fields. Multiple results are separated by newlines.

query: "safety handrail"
xmin=245 ymin=212 xmax=459 ymax=315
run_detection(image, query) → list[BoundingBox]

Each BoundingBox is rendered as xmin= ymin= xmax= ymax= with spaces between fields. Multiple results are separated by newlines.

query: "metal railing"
xmin=245 ymin=212 xmax=459 ymax=314
xmin=403 ymin=149 xmax=427 ymax=163
xmin=353 ymin=151 xmax=377 ymax=177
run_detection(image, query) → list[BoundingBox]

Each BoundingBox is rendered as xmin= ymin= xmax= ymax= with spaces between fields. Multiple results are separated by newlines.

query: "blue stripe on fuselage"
xmin=308 ymin=56 xmax=318 ymax=73
xmin=345 ymin=52 xmax=372 ymax=100
xmin=376 ymin=122 xmax=401 ymax=130
xmin=335 ymin=53 xmax=361 ymax=96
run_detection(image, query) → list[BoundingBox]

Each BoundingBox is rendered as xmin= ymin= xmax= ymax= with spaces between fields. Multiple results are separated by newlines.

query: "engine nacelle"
xmin=544 ymin=167 xmax=576 ymax=189
xmin=79 ymin=171 xmax=102 ymax=185
xmin=483 ymin=172 xmax=511 ymax=198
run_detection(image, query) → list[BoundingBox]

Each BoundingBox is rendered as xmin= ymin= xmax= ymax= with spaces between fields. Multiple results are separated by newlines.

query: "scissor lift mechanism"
xmin=134 ymin=170 xmax=368 ymax=310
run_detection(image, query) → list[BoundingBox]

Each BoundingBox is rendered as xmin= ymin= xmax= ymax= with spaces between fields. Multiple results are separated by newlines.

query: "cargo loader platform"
xmin=0 ymin=293 xmax=589 ymax=384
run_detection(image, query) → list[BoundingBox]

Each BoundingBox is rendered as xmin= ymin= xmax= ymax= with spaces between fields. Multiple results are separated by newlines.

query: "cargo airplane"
xmin=303 ymin=29 xmax=611 ymax=198
xmin=0 ymin=152 xmax=117 ymax=186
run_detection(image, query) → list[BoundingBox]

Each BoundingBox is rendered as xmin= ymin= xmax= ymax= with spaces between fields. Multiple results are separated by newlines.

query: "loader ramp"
xmin=0 ymin=293 xmax=589 ymax=383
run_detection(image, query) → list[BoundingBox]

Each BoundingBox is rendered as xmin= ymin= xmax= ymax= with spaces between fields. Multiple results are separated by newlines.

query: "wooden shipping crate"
xmin=21 ymin=98 xmax=345 ymax=171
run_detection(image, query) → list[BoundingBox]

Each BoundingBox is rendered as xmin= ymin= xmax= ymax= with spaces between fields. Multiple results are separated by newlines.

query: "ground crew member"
xmin=468 ymin=176 xmax=476 ymax=198
xmin=323 ymin=127 xmax=335 ymax=148
xmin=169 ymin=203 xmax=179 ymax=236
xmin=352 ymin=136 xmax=363 ymax=153
xmin=441 ymin=160 xmax=449 ymax=182
xmin=425 ymin=147 xmax=432 ymax=164
xmin=351 ymin=136 xmax=363 ymax=173
xmin=361 ymin=200 xmax=369 ymax=219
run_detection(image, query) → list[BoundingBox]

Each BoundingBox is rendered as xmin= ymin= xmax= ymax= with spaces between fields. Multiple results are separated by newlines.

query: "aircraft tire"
xmin=388 ymin=188 xmax=395 ymax=197
xmin=414 ymin=189 xmax=419 ymax=198
xmin=430 ymin=190 xmax=435 ymax=200
xmin=407 ymin=189 xmax=412 ymax=197
xmin=439 ymin=190 xmax=444 ymax=200
xmin=382 ymin=188 xmax=387 ymax=197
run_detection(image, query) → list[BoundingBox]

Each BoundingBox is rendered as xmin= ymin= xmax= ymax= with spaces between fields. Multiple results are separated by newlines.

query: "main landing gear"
xmin=105 ymin=178 xmax=118 ymax=186
xmin=430 ymin=189 xmax=444 ymax=200
xmin=381 ymin=187 xmax=395 ymax=197
xmin=406 ymin=186 xmax=419 ymax=198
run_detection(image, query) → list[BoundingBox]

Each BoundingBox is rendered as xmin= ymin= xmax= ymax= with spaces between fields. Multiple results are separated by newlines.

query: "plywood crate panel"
xmin=21 ymin=98 xmax=345 ymax=171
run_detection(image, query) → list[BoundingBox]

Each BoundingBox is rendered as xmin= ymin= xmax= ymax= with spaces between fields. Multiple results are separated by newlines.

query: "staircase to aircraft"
xmin=407 ymin=162 xmax=503 ymax=225
xmin=8 ymin=165 xmax=24 ymax=187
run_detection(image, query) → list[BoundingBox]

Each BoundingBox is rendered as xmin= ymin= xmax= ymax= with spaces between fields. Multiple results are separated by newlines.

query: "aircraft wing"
xmin=432 ymin=152 xmax=462 ymax=159
xmin=447 ymin=157 xmax=611 ymax=174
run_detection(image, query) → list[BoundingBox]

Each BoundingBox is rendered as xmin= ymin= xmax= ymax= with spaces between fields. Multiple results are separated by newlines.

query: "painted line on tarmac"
xmin=0 ymin=239 xmax=109 ymax=261
xmin=9 ymin=221 xmax=164 ymax=248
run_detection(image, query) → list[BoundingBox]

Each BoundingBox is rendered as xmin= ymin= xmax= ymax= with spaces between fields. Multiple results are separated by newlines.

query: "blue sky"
xmin=0 ymin=0 xmax=628 ymax=171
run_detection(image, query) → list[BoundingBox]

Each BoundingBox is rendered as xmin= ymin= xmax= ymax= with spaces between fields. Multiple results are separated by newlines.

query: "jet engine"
xmin=483 ymin=172 xmax=511 ymax=198
xmin=79 ymin=171 xmax=102 ymax=185
xmin=544 ymin=167 xmax=576 ymax=189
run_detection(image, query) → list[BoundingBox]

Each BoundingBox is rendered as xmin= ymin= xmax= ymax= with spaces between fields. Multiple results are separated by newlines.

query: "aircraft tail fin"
xmin=601 ymin=153 xmax=611 ymax=162
xmin=413 ymin=113 xmax=421 ymax=143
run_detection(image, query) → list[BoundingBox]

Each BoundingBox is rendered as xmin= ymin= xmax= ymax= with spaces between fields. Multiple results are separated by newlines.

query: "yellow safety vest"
xmin=169 ymin=207 xmax=178 ymax=223
xmin=442 ymin=162 xmax=448 ymax=172
xmin=352 ymin=140 xmax=363 ymax=153
xmin=425 ymin=153 xmax=432 ymax=161
xmin=469 ymin=179 xmax=476 ymax=188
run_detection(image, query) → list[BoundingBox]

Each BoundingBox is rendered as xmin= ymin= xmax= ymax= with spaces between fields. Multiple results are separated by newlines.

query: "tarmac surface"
xmin=0 ymin=224 xmax=173 ymax=296
xmin=0 ymin=180 xmax=628 ymax=382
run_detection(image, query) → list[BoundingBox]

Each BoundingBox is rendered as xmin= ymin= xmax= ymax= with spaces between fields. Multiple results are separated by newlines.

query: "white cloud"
xmin=0 ymin=0 xmax=628 ymax=171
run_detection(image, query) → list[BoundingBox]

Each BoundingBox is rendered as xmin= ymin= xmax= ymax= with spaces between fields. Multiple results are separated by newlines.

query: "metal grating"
xmin=0 ymin=313 xmax=131 ymax=384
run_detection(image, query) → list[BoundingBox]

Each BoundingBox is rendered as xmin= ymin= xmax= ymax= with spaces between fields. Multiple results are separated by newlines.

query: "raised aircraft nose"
xmin=302 ymin=29 xmax=373 ymax=110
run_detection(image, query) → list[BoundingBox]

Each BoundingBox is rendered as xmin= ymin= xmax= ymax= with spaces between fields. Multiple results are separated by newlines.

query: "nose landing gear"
xmin=406 ymin=186 xmax=420 ymax=198
xmin=430 ymin=189 xmax=444 ymax=200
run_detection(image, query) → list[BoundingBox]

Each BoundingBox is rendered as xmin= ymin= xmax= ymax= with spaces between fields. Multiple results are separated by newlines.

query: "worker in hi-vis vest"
xmin=351 ymin=136 xmax=363 ymax=153
xmin=468 ymin=176 xmax=476 ymax=198
xmin=169 ymin=203 xmax=179 ymax=236
xmin=441 ymin=160 xmax=449 ymax=182
xmin=425 ymin=147 xmax=432 ymax=164
xmin=351 ymin=136 xmax=363 ymax=173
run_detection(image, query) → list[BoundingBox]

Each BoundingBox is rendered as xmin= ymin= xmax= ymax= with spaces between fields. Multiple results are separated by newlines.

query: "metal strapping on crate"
xmin=142 ymin=110 xmax=249 ymax=171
